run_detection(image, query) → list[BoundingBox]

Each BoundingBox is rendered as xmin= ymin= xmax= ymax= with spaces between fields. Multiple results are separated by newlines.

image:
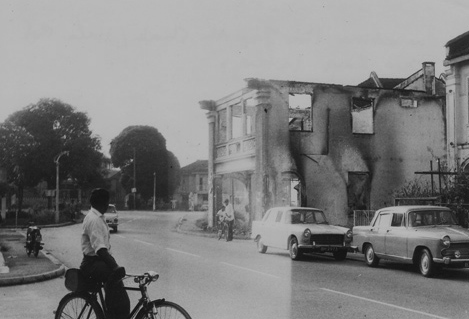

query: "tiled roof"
xmin=180 ymin=160 xmax=208 ymax=174
xmin=445 ymin=30 xmax=469 ymax=60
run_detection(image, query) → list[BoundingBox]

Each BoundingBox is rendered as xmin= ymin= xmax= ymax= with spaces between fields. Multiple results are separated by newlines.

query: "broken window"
xmin=231 ymin=104 xmax=243 ymax=139
xmin=351 ymin=98 xmax=374 ymax=134
xmin=218 ymin=109 xmax=227 ymax=143
xmin=289 ymin=94 xmax=312 ymax=131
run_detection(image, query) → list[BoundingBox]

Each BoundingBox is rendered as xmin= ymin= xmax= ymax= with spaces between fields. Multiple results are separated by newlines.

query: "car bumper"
xmin=434 ymin=257 xmax=469 ymax=265
xmin=298 ymin=244 xmax=358 ymax=252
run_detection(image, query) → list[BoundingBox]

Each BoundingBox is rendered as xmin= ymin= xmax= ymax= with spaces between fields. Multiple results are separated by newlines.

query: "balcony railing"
xmin=215 ymin=136 xmax=256 ymax=159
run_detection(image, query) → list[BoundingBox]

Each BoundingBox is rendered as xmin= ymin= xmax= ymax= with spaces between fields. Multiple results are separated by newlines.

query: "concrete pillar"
xmin=200 ymin=99 xmax=217 ymax=228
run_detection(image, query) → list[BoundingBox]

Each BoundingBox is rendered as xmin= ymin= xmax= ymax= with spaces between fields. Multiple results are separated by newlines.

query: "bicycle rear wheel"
xmin=55 ymin=292 xmax=104 ymax=319
xmin=136 ymin=300 xmax=192 ymax=319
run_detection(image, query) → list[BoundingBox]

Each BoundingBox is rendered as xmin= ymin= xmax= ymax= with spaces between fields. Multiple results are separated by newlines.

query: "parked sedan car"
xmin=251 ymin=207 xmax=355 ymax=260
xmin=104 ymin=204 xmax=119 ymax=232
xmin=353 ymin=206 xmax=469 ymax=277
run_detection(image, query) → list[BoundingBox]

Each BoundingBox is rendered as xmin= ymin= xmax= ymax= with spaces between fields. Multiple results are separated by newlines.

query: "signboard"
xmin=131 ymin=188 xmax=137 ymax=193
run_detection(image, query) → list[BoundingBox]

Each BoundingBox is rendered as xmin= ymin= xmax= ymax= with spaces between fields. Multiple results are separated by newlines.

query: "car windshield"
xmin=289 ymin=210 xmax=328 ymax=224
xmin=409 ymin=210 xmax=458 ymax=227
xmin=106 ymin=206 xmax=117 ymax=214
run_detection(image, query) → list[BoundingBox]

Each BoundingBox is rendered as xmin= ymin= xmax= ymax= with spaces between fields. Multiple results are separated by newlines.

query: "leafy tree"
xmin=167 ymin=151 xmax=181 ymax=197
xmin=110 ymin=125 xmax=180 ymax=206
xmin=0 ymin=98 xmax=105 ymax=212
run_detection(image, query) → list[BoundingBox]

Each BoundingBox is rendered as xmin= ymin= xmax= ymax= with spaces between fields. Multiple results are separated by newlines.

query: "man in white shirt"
xmin=223 ymin=199 xmax=235 ymax=241
xmin=80 ymin=188 xmax=129 ymax=319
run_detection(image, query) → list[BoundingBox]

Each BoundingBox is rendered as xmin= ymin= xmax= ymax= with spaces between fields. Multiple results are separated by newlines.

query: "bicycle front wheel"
xmin=136 ymin=300 xmax=192 ymax=319
xmin=55 ymin=292 xmax=104 ymax=319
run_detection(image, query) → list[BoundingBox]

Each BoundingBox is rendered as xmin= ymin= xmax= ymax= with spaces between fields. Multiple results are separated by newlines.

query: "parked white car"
xmin=251 ymin=207 xmax=355 ymax=260
xmin=353 ymin=206 xmax=469 ymax=277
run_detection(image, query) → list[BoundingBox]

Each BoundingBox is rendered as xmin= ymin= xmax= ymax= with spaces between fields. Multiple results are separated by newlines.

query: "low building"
xmin=173 ymin=160 xmax=208 ymax=211
xmin=200 ymin=63 xmax=446 ymax=227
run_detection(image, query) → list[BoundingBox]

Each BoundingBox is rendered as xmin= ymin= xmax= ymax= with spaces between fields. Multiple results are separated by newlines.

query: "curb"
xmin=0 ymin=264 xmax=65 ymax=287
xmin=0 ymin=232 xmax=66 ymax=287
xmin=0 ymin=248 xmax=9 ymax=274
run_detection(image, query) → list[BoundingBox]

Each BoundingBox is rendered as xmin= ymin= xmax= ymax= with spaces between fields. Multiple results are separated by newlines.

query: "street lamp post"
xmin=54 ymin=151 xmax=69 ymax=223
xmin=153 ymin=172 xmax=156 ymax=211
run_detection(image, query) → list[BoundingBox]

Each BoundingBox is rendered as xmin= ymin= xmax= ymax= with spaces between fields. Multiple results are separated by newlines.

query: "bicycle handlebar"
xmin=124 ymin=271 xmax=159 ymax=285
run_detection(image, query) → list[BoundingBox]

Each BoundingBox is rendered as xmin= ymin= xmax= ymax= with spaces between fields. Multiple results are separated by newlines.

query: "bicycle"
xmin=217 ymin=220 xmax=228 ymax=241
xmin=54 ymin=268 xmax=192 ymax=319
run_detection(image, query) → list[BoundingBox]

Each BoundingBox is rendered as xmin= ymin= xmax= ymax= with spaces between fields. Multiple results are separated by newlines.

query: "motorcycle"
xmin=25 ymin=223 xmax=44 ymax=257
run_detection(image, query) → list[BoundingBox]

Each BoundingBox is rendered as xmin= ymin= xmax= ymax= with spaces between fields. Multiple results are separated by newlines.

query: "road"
xmin=2 ymin=210 xmax=469 ymax=319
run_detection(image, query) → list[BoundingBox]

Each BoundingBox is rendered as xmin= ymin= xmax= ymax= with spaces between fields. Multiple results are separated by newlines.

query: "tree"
xmin=0 ymin=98 xmax=105 ymax=212
xmin=110 ymin=125 xmax=180 ymax=207
xmin=0 ymin=122 xmax=37 ymax=210
xmin=167 ymin=151 xmax=181 ymax=197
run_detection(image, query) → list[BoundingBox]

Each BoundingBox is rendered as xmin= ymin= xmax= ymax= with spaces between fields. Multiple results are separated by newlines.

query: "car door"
xmin=384 ymin=212 xmax=408 ymax=258
xmin=262 ymin=208 xmax=279 ymax=246
xmin=371 ymin=212 xmax=392 ymax=255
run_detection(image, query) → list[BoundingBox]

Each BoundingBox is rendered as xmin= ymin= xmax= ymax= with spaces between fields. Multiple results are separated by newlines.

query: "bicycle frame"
xmin=92 ymin=275 xmax=162 ymax=319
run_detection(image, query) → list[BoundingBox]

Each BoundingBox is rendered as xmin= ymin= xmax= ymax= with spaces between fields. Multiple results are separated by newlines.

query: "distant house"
xmin=106 ymin=169 xmax=127 ymax=209
xmin=173 ymin=160 xmax=208 ymax=211
xmin=200 ymin=62 xmax=446 ymax=227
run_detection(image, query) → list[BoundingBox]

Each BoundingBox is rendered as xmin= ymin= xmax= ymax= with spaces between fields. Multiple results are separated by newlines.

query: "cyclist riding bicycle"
xmin=80 ymin=188 xmax=130 ymax=319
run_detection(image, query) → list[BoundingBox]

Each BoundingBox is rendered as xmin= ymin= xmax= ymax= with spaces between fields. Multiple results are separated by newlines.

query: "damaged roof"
xmin=445 ymin=30 xmax=469 ymax=61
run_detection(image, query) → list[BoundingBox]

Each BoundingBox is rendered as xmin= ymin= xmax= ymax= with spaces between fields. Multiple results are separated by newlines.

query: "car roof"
xmin=268 ymin=206 xmax=323 ymax=211
xmin=377 ymin=205 xmax=451 ymax=214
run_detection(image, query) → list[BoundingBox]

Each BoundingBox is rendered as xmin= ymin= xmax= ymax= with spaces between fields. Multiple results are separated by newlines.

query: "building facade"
xmin=444 ymin=31 xmax=469 ymax=171
xmin=201 ymin=63 xmax=446 ymax=227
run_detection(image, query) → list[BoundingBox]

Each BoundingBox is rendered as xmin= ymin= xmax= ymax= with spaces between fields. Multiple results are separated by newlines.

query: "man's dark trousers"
xmin=81 ymin=256 xmax=130 ymax=319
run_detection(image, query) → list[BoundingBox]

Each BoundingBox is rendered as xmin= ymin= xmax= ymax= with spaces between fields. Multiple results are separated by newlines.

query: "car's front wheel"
xmin=289 ymin=237 xmax=303 ymax=260
xmin=257 ymin=237 xmax=267 ymax=253
xmin=364 ymin=244 xmax=379 ymax=267
xmin=418 ymin=248 xmax=435 ymax=277
xmin=333 ymin=250 xmax=347 ymax=261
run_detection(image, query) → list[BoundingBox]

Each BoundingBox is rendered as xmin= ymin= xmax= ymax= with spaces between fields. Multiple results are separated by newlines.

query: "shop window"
xmin=351 ymin=98 xmax=374 ymax=134
xmin=289 ymin=94 xmax=312 ymax=131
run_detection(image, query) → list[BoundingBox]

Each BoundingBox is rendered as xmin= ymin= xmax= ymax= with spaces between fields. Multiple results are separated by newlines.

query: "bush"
xmin=195 ymin=218 xmax=208 ymax=230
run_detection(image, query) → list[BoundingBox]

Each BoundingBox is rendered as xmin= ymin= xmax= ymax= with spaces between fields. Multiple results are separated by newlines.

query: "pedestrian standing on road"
xmin=223 ymin=199 xmax=235 ymax=241
xmin=80 ymin=188 xmax=130 ymax=319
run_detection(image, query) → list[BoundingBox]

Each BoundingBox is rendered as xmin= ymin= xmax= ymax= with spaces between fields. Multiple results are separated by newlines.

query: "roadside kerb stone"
xmin=0 ymin=230 xmax=66 ymax=287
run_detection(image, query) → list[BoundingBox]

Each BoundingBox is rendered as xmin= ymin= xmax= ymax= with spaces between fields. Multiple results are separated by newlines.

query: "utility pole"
xmin=153 ymin=172 xmax=156 ymax=211
xmin=133 ymin=147 xmax=136 ymax=210
xmin=54 ymin=151 xmax=69 ymax=223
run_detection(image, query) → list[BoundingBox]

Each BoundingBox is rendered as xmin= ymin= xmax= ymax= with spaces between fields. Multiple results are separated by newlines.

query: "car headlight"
xmin=441 ymin=235 xmax=451 ymax=248
xmin=303 ymin=228 xmax=311 ymax=238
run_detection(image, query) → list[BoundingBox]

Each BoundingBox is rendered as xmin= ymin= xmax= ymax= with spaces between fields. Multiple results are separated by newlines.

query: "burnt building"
xmin=201 ymin=63 xmax=446 ymax=227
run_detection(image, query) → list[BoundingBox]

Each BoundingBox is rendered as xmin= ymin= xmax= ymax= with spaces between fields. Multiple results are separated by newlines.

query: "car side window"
xmin=377 ymin=213 xmax=392 ymax=228
xmin=391 ymin=213 xmax=404 ymax=227
xmin=275 ymin=211 xmax=284 ymax=223
xmin=265 ymin=209 xmax=278 ymax=223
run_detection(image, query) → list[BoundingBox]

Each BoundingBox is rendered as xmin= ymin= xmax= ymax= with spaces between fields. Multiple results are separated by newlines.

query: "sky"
xmin=1 ymin=0 xmax=469 ymax=167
